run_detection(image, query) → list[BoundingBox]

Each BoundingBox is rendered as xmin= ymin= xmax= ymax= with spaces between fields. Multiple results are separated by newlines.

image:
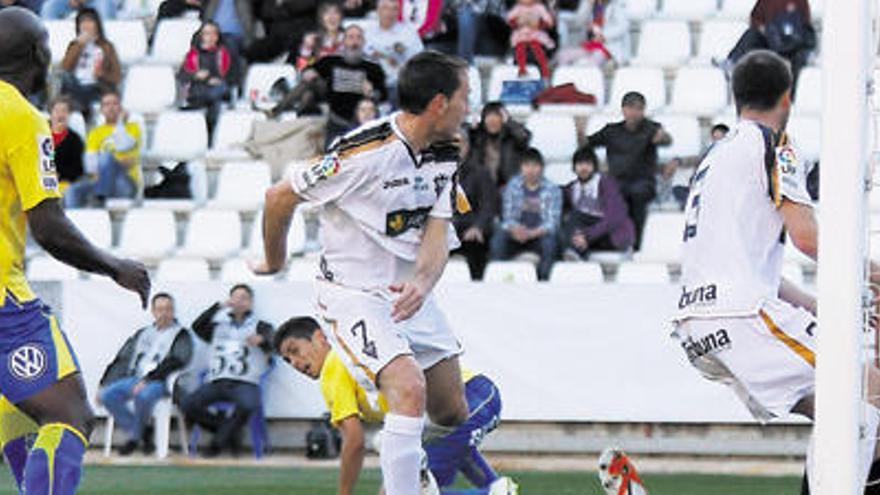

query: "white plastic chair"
xmin=104 ymin=20 xmax=148 ymax=65
xmin=615 ymin=262 xmax=671 ymax=283
xmin=219 ymin=258 xmax=262 ymax=282
xmin=67 ymin=209 xmax=113 ymax=250
xmin=607 ymin=67 xmax=666 ymax=112
xmin=123 ymin=65 xmax=177 ymax=114
xmin=717 ymin=0 xmax=754 ymax=19
xmin=438 ymin=260 xmax=473 ymax=284
xmin=285 ymin=258 xmax=319 ymax=282
xmin=26 ymin=256 xmax=79 ymax=281
xmin=209 ymin=161 xmax=272 ymax=212
xmin=669 ymin=67 xmax=728 ymax=117
xmin=550 ymin=262 xmax=604 ymax=284
xmin=626 ymin=0 xmax=658 ymax=20
xmin=102 ymin=389 xmax=189 ymax=459
xmin=45 ymin=20 xmax=75 ymax=66
xmin=631 ymin=21 xmax=691 ymax=68
xmin=786 ymin=116 xmax=821 ymax=162
xmin=150 ymin=18 xmax=200 ymax=65
xmin=659 ymin=0 xmax=717 ymax=21
xmin=793 ymin=67 xmax=822 ymax=116
xmin=525 ymin=114 xmax=578 ymax=162
xmin=696 ymin=20 xmax=747 ymax=63
xmin=487 ymin=65 xmax=540 ymax=102
xmin=634 ymin=212 xmax=685 ymax=263
xmin=544 ymin=161 xmax=575 ymax=186
xmin=655 ymin=115 xmax=703 ymax=161
xmin=207 ymin=111 xmax=264 ymax=162
xmin=67 ymin=111 xmax=86 ymax=141
xmin=180 ymin=210 xmax=242 ymax=260
xmin=551 ymin=65 xmax=605 ymax=106
xmin=117 ymin=209 xmax=177 ymax=260
xmin=483 ymin=261 xmax=539 ymax=283
xmin=149 ymin=111 xmax=209 ymax=162
xmin=244 ymin=64 xmax=297 ymax=110
xmin=155 ymin=258 xmax=211 ymax=281
xmin=467 ymin=66 xmax=484 ymax=111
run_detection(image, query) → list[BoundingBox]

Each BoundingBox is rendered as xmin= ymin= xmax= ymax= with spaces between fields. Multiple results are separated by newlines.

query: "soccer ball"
xmin=597 ymin=447 xmax=648 ymax=495
xmin=488 ymin=476 xmax=520 ymax=495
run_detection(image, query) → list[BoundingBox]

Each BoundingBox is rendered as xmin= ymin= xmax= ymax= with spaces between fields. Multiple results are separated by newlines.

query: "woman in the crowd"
xmin=290 ymin=1 xmax=345 ymax=71
xmin=60 ymin=8 xmax=122 ymax=122
xmin=179 ymin=21 xmax=238 ymax=136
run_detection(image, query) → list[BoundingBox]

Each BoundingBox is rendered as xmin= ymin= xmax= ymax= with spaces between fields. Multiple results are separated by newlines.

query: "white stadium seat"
xmin=551 ymin=65 xmax=605 ymax=106
xmin=467 ymin=66 xmax=484 ymax=111
xmin=483 ymin=261 xmax=538 ymax=283
xmin=219 ymin=258 xmax=262 ymax=282
xmin=487 ymin=65 xmax=540 ymax=102
xmin=608 ymin=67 xmax=666 ymax=112
xmin=104 ymin=20 xmax=148 ymax=65
xmin=635 ymin=212 xmax=684 ymax=263
xmin=244 ymin=64 xmax=297 ymax=111
xmin=208 ymin=111 xmax=265 ymax=162
xmin=786 ymin=116 xmax=821 ymax=162
xmin=526 ymin=114 xmax=578 ymax=162
xmin=669 ymin=67 xmax=728 ymax=116
xmin=67 ymin=209 xmax=112 ymax=250
xmin=123 ymin=65 xmax=177 ymax=114
xmin=155 ymin=258 xmax=211 ymax=282
xmin=696 ymin=20 xmax=747 ymax=63
xmin=150 ymin=18 xmax=200 ymax=65
xmin=632 ymin=21 xmax=691 ymax=68
xmin=550 ymin=262 xmax=604 ymax=284
xmin=659 ymin=0 xmax=717 ymax=21
xmin=209 ymin=161 xmax=272 ymax=212
xmin=285 ymin=258 xmax=319 ymax=282
xmin=118 ymin=210 xmax=177 ymax=260
xmin=793 ymin=67 xmax=822 ymax=115
xmin=149 ymin=111 xmax=208 ymax=162
xmin=45 ymin=20 xmax=75 ymax=66
xmin=27 ymin=256 xmax=79 ymax=281
xmin=655 ymin=115 xmax=702 ymax=161
xmin=616 ymin=262 xmax=670 ymax=284
xmin=180 ymin=210 xmax=242 ymax=260
xmin=544 ymin=161 xmax=575 ymax=186
xmin=438 ymin=260 xmax=473 ymax=284
xmin=718 ymin=0 xmax=754 ymax=19
xmin=626 ymin=0 xmax=657 ymax=20
xmin=68 ymin=111 xmax=86 ymax=141
xmin=247 ymin=209 xmax=307 ymax=258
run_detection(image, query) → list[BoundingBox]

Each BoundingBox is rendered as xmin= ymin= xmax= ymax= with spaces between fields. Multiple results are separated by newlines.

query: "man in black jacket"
xmin=98 ymin=292 xmax=193 ymax=455
xmin=466 ymin=102 xmax=531 ymax=188
xmin=453 ymin=132 xmax=497 ymax=280
xmin=181 ymin=283 xmax=274 ymax=456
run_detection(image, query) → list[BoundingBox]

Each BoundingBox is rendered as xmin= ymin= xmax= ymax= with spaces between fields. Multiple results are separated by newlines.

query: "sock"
xmin=4 ymin=436 xmax=29 ymax=491
xmin=461 ymin=447 xmax=498 ymax=488
xmin=380 ymin=413 xmax=424 ymax=495
xmin=0 ymin=396 xmax=39 ymax=491
xmin=23 ymin=423 xmax=87 ymax=495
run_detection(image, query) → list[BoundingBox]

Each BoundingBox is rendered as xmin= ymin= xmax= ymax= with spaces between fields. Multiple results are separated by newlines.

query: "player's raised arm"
xmin=27 ymin=198 xmax=150 ymax=308
xmin=251 ymin=180 xmax=303 ymax=275
xmin=390 ymin=216 xmax=449 ymax=322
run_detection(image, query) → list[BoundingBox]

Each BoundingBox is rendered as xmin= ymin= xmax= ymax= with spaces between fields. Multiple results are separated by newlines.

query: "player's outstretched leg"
xmin=0 ymin=396 xmax=39 ymax=491
xmin=379 ymin=355 xmax=427 ymax=495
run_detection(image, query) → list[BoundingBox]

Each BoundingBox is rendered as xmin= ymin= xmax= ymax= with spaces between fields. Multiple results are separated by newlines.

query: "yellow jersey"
xmin=319 ymin=349 xmax=476 ymax=426
xmin=0 ymin=80 xmax=61 ymax=305
xmin=85 ymin=121 xmax=142 ymax=184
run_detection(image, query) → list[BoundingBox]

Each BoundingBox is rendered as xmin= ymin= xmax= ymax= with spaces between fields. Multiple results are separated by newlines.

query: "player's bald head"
xmin=0 ymin=7 xmax=51 ymax=96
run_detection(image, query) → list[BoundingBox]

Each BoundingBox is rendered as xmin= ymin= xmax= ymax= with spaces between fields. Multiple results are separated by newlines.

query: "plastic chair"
xmin=631 ymin=21 xmax=691 ymax=68
xmin=148 ymin=111 xmax=209 ymax=162
xmin=658 ymin=0 xmax=717 ymax=21
xmin=669 ymin=67 xmax=728 ymax=117
xmin=150 ymin=18 xmax=201 ymax=65
xmin=123 ymin=65 xmax=177 ymax=115
xmin=607 ymin=67 xmax=666 ymax=112
xmin=104 ymin=20 xmax=148 ymax=65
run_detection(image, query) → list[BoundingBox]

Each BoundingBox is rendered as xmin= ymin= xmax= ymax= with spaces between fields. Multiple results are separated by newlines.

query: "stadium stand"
xmin=549 ymin=262 xmax=604 ymax=284
xmin=525 ymin=113 xmax=578 ymax=163
xmin=148 ymin=111 xmax=209 ymax=162
xmin=122 ymin=65 xmax=178 ymax=115
xmin=46 ymin=19 xmax=76 ymax=67
xmin=117 ymin=209 xmax=178 ymax=261
xmin=658 ymin=0 xmax=717 ymax=21
xmin=615 ymin=262 xmax=671 ymax=284
xmin=483 ymin=261 xmax=540 ymax=284
xmin=607 ymin=67 xmax=666 ymax=112
xmin=179 ymin=209 xmax=242 ymax=261
xmin=631 ymin=20 xmax=691 ymax=68
xmin=207 ymin=111 xmax=265 ymax=162
xmin=150 ymin=18 xmax=201 ymax=65
xmin=104 ymin=20 xmax=149 ymax=66
xmin=67 ymin=209 xmax=113 ymax=251
xmin=155 ymin=257 xmax=212 ymax=282
xmin=669 ymin=67 xmax=729 ymax=117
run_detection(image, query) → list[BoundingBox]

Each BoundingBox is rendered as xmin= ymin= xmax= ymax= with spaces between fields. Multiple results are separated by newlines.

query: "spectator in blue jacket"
xmin=490 ymin=147 xmax=561 ymax=280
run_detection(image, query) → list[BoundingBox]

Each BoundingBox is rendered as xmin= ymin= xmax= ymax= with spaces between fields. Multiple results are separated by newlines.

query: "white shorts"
xmin=314 ymin=279 xmax=462 ymax=390
xmin=672 ymin=298 xmax=817 ymax=421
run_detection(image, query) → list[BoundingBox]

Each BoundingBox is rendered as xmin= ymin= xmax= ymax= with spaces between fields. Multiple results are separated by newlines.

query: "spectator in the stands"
xmin=64 ymin=89 xmax=142 ymax=208
xmin=466 ymin=102 xmax=532 ymax=188
xmin=48 ymin=96 xmax=86 ymax=189
xmin=97 ymin=293 xmax=193 ymax=456
xmin=721 ymin=0 xmax=814 ymax=96
xmin=354 ymin=97 xmax=379 ymax=125
xmin=179 ymin=21 xmax=237 ymax=136
xmin=340 ymin=0 xmax=374 ymax=17
xmin=42 ymin=0 xmax=114 ymax=20
xmin=364 ymin=0 xmax=424 ymax=101
xmin=556 ymin=0 xmax=630 ymax=67
xmin=454 ymin=132 xmax=497 ymax=280
xmin=246 ymin=0 xmax=316 ymax=62
xmin=59 ymin=8 xmax=121 ymax=123
xmin=561 ymin=146 xmax=634 ymax=260
xmin=490 ymin=148 xmax=561 ymax=281
xmin=507 ymin=0 xmax=554 ymax=81
xmin=204 ymin=0 xmax=255 ymax=55
xmin=290 ymin=1 xmax=345 ymax=71
xmin=182 ymin=284 xmax=274 ymax=457
xmin=445 ymin=0 xmax=506 ymax=63
xmin=586 ymin=91 xmax=671 ymax=251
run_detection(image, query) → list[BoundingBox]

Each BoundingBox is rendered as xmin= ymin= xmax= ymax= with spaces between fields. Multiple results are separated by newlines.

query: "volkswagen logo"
xmin=8 ymin=345 xmax=47 ymax=381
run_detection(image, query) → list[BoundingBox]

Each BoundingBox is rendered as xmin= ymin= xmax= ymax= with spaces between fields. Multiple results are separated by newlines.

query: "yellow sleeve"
xmin=319 ymin=354 xmax=364 ymax=426
xmin=7 ymin=115 xmax=60 ymax=211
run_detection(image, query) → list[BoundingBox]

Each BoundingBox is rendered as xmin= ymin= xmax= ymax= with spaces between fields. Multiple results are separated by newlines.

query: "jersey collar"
xmin=390 ymin=111 xmax=421 ymax=167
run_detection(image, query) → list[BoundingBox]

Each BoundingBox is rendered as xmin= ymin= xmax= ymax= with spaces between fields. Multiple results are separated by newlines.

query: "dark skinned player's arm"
xmin=27 ymin=198 xmax=150 ymax=308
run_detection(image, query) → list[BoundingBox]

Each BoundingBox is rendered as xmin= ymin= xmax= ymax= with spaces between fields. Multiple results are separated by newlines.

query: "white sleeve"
xmin=773 ymin=138 xmax=812 ymax=206
xmin=287 ymin=152 xmax=373 ymax=206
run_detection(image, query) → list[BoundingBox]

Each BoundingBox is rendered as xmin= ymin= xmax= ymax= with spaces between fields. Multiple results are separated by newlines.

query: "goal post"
xmin=814 ymin=0 xmax=872 ymax=493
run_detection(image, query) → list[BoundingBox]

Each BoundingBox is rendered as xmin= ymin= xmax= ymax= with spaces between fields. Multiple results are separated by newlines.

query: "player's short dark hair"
xmin=151 ymin=292 xmax=173 ymax=307
xmin=397 ymin=50 xmax=468 ymax=114
xmin=621 ymin=91 xmax=646 ymax=108
xmin=100 ymin=87 xmax=120 ymax=100
xmin=229 ymin=283 xmax=254 ymax=298
xmin=47 ymin=95 xmax=73 ymax=112
xmin=519 ymin=147 xmax=545 ymax=167
xmin=273 ymin=316 xmax=322 ymax=352
xmin=732 ymin=50 xmax=792 ymax=112
xmin=572 ymin=146 xmax=598 ymax=171
xmin=711 ymin=123 xmax=730 ymax=135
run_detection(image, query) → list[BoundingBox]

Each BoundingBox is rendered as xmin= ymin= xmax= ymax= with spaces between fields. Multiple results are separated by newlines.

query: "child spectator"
xmin=507 ymin=0 xmax=554 ymax=80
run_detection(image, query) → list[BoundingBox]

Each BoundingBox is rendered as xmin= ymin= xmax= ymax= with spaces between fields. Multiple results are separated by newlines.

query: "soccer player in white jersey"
xmin=252 ymin=50 xmax=472 ymax=495
xmin=673 ymin=49 xmax=880 ymax=493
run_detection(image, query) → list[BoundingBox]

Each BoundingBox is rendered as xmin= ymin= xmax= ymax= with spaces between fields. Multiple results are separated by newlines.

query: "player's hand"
xmin=389 ymin=280 xmax=428 ymax=323
xmin=572 ymin=233 xmax=588 ymax=250
xmin=652 ymin=127 xmax=669 ymax=144
xmin=111 ymin=258 xmax=150 ymax=309
xmin=249 ymin=258 xmax=281 ymax=276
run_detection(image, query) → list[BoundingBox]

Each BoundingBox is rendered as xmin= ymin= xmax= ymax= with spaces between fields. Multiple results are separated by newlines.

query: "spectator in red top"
xmin=179 ymin=21 xmax=237 ymax=137
xmin=48 ymin=96 xmax=85 ymax=188
xmin=290 ymin=2 xmax=345 ymax=72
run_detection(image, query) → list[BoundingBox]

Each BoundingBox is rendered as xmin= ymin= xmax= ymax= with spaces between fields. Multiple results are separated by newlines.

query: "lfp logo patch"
xmin=776 ymin=145 xmax=798 ymax=176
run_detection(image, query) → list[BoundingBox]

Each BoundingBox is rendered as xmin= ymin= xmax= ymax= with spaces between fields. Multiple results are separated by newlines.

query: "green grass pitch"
xmin=0 ymin=465 xmax=800 ymax=494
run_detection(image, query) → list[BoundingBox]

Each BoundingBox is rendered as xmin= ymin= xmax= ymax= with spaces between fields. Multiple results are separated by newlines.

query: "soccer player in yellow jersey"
xmin=274 ymin=316 xmax=517 ymax=495
xmin=0 ymin=8 xmax=150 ymax=494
